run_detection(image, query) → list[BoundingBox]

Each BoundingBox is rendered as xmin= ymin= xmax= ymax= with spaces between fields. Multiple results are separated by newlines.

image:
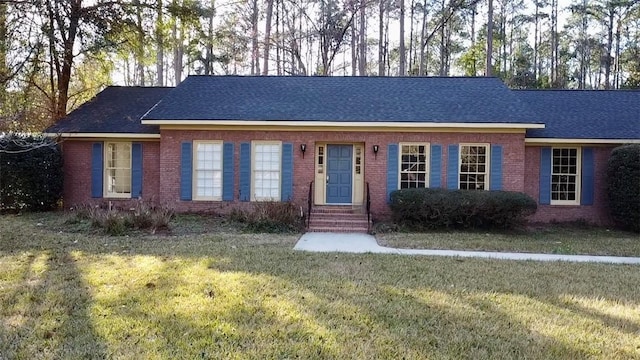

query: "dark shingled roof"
xmin=46 ymin=86 xmax=172 ymax=134
xmin=142 ymin=75 xmax=541 ymax=124
xmin=515 ymin=90 xmax=640 ymax=139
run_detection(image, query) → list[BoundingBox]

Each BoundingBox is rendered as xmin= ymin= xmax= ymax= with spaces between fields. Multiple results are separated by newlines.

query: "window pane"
xmin=195 ymin=142 xmax=223 ymax=199
xmin=399 ymin=143 xmax=429 ymax=189
xmin=105 ymin=143 xmax=131 ymax=196
xmin=459 ymin=145 xmax=488 ymax=190
xmin=551 ymin=149 xmax=579 ymax=202
xmin=254 ymin=143 xmax=281 ymax=200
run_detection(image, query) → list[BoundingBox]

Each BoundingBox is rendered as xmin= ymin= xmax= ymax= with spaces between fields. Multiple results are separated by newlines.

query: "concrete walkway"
xmin=294 ymin=232 xmax=640 ymax=265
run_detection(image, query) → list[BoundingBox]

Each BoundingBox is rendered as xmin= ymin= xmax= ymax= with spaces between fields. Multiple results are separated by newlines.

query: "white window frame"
xmin=251 ymin=141 xmax=282 ymax=202
xmin=550 ymin=147 xmax=581 ymax=205
xmin=398 ymin=142 xmax=430 ymax=189
xmin=193 ymin=140 xmax=224 ymax=201
xmin=459 ymin=143 xmax=490 ymax=190
xmin=104 ymin=142 xmax=132 ymax=198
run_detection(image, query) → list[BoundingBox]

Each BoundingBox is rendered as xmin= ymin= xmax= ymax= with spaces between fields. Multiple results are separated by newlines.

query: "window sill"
xmin=104 ymin=194 xmax=132 ymax=199
xmin=549 ymin=201 xmax=581 ymax=206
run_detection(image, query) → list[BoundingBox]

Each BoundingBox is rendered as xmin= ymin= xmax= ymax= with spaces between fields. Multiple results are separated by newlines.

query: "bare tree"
xmin=263 ymin=0 xmax=275 ymax=74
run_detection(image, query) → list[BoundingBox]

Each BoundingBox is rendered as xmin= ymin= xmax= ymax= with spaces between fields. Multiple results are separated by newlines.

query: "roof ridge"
xmin=185 ymin=74 xmax=501 ymax=80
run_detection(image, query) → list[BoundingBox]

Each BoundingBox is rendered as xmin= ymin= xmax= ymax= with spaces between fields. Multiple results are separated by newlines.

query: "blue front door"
xmin=326 ymin=144 xmax=353 ymax=204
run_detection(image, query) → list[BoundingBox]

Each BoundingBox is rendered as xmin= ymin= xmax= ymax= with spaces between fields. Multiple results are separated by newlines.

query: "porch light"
xmin=373 ymin=145 xmax=379 ymax=159
xmin=300 ymin=144 xmax=307 ymax=158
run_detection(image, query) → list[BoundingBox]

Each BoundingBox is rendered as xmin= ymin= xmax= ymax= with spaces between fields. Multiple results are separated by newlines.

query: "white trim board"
xmin=43 ymin=132 xmax=161 ymax=139
xmin=141 ymin=119 xmax=545 ymax=129
xmin=525 ymin=138 xmax=640 ymax=144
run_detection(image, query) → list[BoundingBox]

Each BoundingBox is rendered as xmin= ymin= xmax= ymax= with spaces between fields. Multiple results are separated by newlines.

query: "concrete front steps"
xmin=307 ymin=205 xmax=370 ymax=233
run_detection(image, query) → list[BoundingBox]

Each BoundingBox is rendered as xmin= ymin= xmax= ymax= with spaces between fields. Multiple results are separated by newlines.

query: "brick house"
xmin=45 ymin=76 xmax=640 ymax=229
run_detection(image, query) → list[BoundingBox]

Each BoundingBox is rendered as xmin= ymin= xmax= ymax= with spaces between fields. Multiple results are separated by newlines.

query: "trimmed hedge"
xmin=389 ymin=188 xmax=537 ymax=230
xmin=607 ymin=144 xmax=640 ymax=232
xmin=0 ymin=133 xmax=63 ymax=212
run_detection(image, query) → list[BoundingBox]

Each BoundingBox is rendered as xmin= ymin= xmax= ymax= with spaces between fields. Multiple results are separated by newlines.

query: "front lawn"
xmin=377 ymin=225 xmax=640 ymax=257
xmin=1 ymin=213 xmax=639 ymax=359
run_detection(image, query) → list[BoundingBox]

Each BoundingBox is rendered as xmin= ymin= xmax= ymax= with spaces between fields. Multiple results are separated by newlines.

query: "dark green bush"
xmin=389 ymin=188 xmax=537 ymax=230
xmin=607 ymin=144 xmax=640 ymax=232
xmin=0 ymin=133 xmax=63 ymax=212
xmin=232 ymin=201 xmax=304 ymax=233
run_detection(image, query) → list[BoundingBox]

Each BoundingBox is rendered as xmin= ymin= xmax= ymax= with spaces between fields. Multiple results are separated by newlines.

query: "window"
xmin=459 ymin=144 xmax=489 ymax=190
xmin=252 ymin=141 xmax=281 ymax=201
xmin=194 ymin=141 xmax=223 ymax=200
xmin=400 ymin=143 xmax=429 ymax=188
xmin=551 ymin=147 xmax=580 ymax=204
xmin=105 ymin=142 xmax=131 ymax=198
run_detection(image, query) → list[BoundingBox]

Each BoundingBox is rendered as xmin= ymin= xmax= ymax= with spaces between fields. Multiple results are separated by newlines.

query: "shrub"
xmin=233 ymin=201 xmax=304 ymax=233
xmin=0 ymin=133 xmax=63 ymax=212
xmin=389 ymin=188 xmax=537 ymax=230
xmin=69 ymin=200 xmax=174 ymax=235
xmin=607 ymin=144 xmax=640 ymax=232
xmin=130 ymin=200 xmax=175 ymax=233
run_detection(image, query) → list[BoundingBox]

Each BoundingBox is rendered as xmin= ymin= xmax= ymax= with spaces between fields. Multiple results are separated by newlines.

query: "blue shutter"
xmin=386 ymin=144 xmax=398 ymax=202
xmin=91 ymin=143 xmax=103 ymax=198
xmin=581 ymin=147 xmax=594 ymax=205
xmin=180 ymin=142 xmax=192 ymax=201
xmin=281 ymin=143 xmax=294 ymax=201
xmin=490 ymin=144 xmax=503 ymax=191
xmin=447 ymin=144 xmax=459 ymax=189
xmin=539 ymin=147 xmax=552 ymax=205
xmin=131 ymin=143 xmax=143 ymax=198
xmin=222 ymin=142 xmax=235 ymax=201
xmin=430 ymin=144 xmax=442 ymax=188
xmin=239 ymin=142 xmax=251 ymax=201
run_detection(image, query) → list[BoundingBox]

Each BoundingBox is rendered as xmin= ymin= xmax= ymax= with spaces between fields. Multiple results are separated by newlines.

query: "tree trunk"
xmin=54 ymin=0 xmax=81 ymax=120
xmin=613 ymin=19 xmax=621 ymax=89
xmin=262 ymin=0 xmax=274 ymax=75
xmin=408 ymin=0 xmax=415 ymax=74
xmin=204 ymin=7 xmax=214 ymax=75
xmin=604 ymin=10 xmax=614 ymax=89
xmin=173 ymin=20 xmax=183 ymax=84
xmin=533 ymin=1 xmax=538 ymax=82
xmin=358 ymin=0 xmax=366 ymax=75
xmin=439 ymin=0 xmax=445 ymax=75
xmin=156 ymin=0 xmax=164 ymax=86
xmin=378 ymin=0 xmax=385 ymax=75
xmin=399 ymin=0 xmax=406 ymax=75
xmin=134 ymin=0 xmax=145 ymax=86
xmin=470 ymin=5 xmax=476 ymax=75
xmin=351 ymin=13 xmax=357 ymax=75
xmin=486 ymin=0 xmax=493 ymax=76
xmin=0 ymin=1 xmax=7 ymax=96
xmin=251 ymin=0 xmax=260 ymax=75
xmin=418 ymin=0 xmax=427 ymax=75
xmin=551 ymin=0 xmax=558 ymax=86
xmin=500 ymin=2 xmax=507 ymax=74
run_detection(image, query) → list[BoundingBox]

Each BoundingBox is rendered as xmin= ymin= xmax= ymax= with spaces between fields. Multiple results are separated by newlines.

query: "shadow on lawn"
xmin=201 ymin=253 xmax=640 ymax=359
xmin=1 ymin=213 xmax=639 ymax=359
xmin=0 ymin=250 xmax=108 ymax=359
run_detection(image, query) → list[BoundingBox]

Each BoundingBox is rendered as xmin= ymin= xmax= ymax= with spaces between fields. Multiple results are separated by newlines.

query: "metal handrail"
xmin=307 ymin=181 xmax=313 ymax=228
xmin=366 ymin=182 xmax=371 ymax=231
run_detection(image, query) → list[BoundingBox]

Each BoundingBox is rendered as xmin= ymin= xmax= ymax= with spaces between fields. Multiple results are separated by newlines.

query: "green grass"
xmin=1 ymin=213 xmax=640 ymax=359
xmin=377 ymin=225 xmax=640 ymax=257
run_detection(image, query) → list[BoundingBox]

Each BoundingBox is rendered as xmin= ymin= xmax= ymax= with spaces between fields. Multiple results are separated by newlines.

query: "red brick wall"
xmin=158 ymin=129 xmax=526 ymax=215
xmin=61 ymin=133 xmax=617 ymax=225
xmin=61 ymin=141 xmax=92 ymax=207
xmin=61 ymin=140 xmax=160 ymax=208
xmin=524 ymin=145 xmax=614 ymax=225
